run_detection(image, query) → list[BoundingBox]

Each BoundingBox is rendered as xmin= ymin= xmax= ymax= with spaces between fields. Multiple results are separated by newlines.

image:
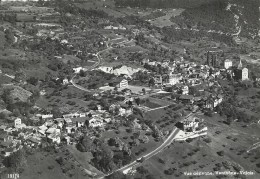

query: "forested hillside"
xmin=114 ymin=0 xmax=220 ymax=8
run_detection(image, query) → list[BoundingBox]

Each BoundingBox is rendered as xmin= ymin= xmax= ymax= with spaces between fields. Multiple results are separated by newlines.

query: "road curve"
xmin=117 ymin=128 xmax=180 ymax=172
xmin=70 ymin=38 xmax=132 ymax=92
xmin=70 ymin=47 xmax=111 ymax=92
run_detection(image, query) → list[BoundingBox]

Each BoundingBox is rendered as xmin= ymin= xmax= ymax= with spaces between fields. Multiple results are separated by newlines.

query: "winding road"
xmin=70 ymin=47 xmax=112 ymax=92
xmin=116 ymin=127 xmax=180 ymax=172
xmin=70 ymin=38 xmax=134 ymax=92
xmin=97 ymin=112 xmax=194 ymax=179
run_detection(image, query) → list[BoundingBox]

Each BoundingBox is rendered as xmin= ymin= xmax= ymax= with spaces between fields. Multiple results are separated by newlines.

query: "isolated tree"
xmin=14 ymin=71 xmax=26 ymax=82
xmin=27 ymin=77 xmax=39 ymax=86
xmin=135 ymin=98 xmax=141 ymax=106
xmin=77 ymin=135 xmax=93 ymax=152
xmin=79 ymin=70 xmax=85 ymax=77
xmin=142 ymin=88 xmax=146 ymax=95
xmin=51 ymin=107 xmax=62 ymax=118
xmin=136 ymin=166 xmax=149 ymax=175
xmin=5 ymin=28 xmax=15 ymax=45
xmin=148 ymin=78 xmax=155 ymax=87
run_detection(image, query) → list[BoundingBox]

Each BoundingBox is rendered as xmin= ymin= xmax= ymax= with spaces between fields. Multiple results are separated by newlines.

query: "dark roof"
xmin=72 ymin=117 xmax=89 ymax=123
xmin=194 ymin=97 xmax=202 ymax=101
xmin=5 ymin=148 xmax=13 ymax=152
xmin=179 ymin=95 xmax=194 ymax=100
xmin=175 ymin=83 xmax=183 ymax=88
xmin=28 ymin=137 xmax=41 ymax=144
xmin=54 ymin=118 xmax=64 ymax=123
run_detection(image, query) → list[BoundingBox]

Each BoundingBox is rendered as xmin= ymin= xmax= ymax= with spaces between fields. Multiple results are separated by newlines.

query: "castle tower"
xmin=238 ymin=59 xmax=243 ymax=69
xmin=241 ymin=68 xmax=248 ymax=81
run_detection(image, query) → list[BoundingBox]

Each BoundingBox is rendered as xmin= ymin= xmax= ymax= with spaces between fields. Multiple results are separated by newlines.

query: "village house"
xmin=118 ymin=79 xmax=128 ymax=89
xmin=73 ymin=67 xmax=87 ymax=74
xmin=96 ymin=105 xmax=102 ymax=111
xmin=47 ymin=133 xmax=61 ymax=144
xmin=63 ymin=112 xmax=82 ymax=119
xmin=122 ymin=89 xmax=132 ymax=96
xmin=104 ymin=25 xmax=126 ymax=30
xmin=180 ymin=116 xmax=204 ymax=132
xmin=89 ymin=117 xmax=104 ymax=128
xmin=211 ymin=69 xmax=221 ymax=78
xmin=3 ymin=147 xmax=14 ymax=157
xmin=154 ymin=75 xmax=163 ymax=86
xmin=224 ymin=59 xmax=233 ymax=69
xmin=14 ymin=118 xmax=26 ymax=129
xmin=46 ymin=127 xmax=60 ymax=135
xmin=110 ymin=78 xmax=128 ymax=89
xmin=26 ymin=137 xmax=41 ymax=147
xmin=167 ymin=73 xmax=182 ymax=85
xmin=38 ymin=125 xmax=48 ymax=136
xmin=54 ymin=118 xmax=64 ymax=129
xmin=141 ymin=59 xmax=150 ymax=65
xmin=63 ymin=78 xmax=69 ymax=85
xmin=72 ymin=117 xmax=89 ymax=128
xmin=161 ymin=61 xmax=169 ymax=68
xmin=182 ymin=86 xmax=189 ymax=95
xmin=205 ymin=94 xmax=223 ymax=109
xmin=103 ymin=118 xmax=112 ymax=123
xmin=65 ymin=122 xmax=76 ymax=134
xmin=119 ymin=105 xmax=133 ymax=116
xmin=98 ymin=66 xmax=113 ymax=74
xmin=41 ymin=114 xmax=53 ymax=120
xmin=109 ymin=104 xmax=118 ymax=113
xmin=64 ymin=118 xmax=73 ymax=125
xmin=199 ymin=71 xmax=209 ymax=79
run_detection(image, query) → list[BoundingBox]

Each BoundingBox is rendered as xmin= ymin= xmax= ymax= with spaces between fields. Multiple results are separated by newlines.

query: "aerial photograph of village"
xmin=0 ymin=0 xmax=259 ymax=179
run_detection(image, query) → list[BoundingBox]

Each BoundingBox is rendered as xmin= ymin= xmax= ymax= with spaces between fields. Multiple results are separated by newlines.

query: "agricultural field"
xmin=144 ymin=103 xmax=186 ymax=132
xmin=147 ymin=9 xmax=184 ymax=28
xmin=36 ymin=86 xmax=91 ymax=113
xmin=74 ymin=0 xmax=125 ymax=18
xmin=0 ymin=49 xmax=26 ymax=61
xmin=141 ymin=96 xmax=173 ymax=109
xmin=122 ymin=45 xmax=147 ymax=53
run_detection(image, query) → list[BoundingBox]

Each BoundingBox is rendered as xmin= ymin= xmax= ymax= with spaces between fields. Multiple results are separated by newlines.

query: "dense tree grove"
xmin=3 ymin=149 xmax=27 ymax=172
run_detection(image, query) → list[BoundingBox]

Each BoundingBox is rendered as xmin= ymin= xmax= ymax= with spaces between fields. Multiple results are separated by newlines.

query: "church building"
xmin=233 ymin=59 xmax=248 ymax=81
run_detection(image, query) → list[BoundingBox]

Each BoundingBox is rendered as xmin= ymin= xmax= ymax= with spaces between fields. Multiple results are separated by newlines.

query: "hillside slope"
xmin=115 ymin=0 xmax=260 ymax=39
xmin=114 ymin=0 xmax=220 ymax=8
